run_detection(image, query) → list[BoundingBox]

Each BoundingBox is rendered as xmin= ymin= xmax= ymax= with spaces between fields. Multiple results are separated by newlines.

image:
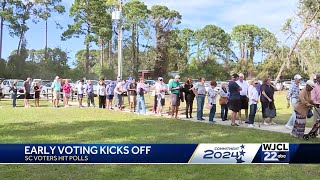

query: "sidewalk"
xmin=56 ymin=102 xmax=318 ymax=138
xmin=121 ymin=108 xmax=318 ymax=138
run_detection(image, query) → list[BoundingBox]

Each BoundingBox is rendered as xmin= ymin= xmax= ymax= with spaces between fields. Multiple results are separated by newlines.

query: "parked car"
xmin=1 ymin=79 xmax=24 ymax=97
xmin=41 ymin=82 xmax=53 ymax=95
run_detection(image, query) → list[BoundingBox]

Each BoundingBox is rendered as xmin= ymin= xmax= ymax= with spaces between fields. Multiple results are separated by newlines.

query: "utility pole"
xmin=112 ymin=0 xmax=123 ymax=79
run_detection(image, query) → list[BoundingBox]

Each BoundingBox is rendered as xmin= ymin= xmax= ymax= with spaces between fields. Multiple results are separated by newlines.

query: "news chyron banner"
xmin=0 ymin=143 xmax=319 ymax=164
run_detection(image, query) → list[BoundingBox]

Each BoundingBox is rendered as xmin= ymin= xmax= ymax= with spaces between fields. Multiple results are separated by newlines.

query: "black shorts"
xmin=106 ymin=95 xmax=114 ymax=100
xmin=0 ymin=93 xmax=3 ymax=97
xmin=240 ymin=96 xmax=249 ymax=109
xmin=229 ymin=99 xmax=241 ymax=112
xmin=25 ymin=92 xmax=31 ymax=99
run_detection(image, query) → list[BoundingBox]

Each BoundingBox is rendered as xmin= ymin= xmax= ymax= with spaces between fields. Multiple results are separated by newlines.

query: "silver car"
xmin=1 ymin=79 xmax=24 ymax=97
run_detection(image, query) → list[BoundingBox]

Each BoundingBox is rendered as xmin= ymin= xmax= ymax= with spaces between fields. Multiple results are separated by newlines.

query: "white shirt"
xmin=155 ymin=82 xmax=167 ymax=98
xmin=77 ymin=83 xmax=85 ymax=94
xmin=208 ymin=87 xmax=218 ymax=105
xmin=98 ymin=85 xmax=106 ymax=96
xmin=248 ymin=85 xmax=259 ymax=105
xmin=236 ymin=80 xmax=249 ymax=96
xmin=115 ymin=82 xmax=123 ymax=95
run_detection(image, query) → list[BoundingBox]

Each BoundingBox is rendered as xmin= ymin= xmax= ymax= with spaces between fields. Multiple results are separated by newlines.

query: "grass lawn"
xmin=0 ymin=91 xmax=319 ymax=179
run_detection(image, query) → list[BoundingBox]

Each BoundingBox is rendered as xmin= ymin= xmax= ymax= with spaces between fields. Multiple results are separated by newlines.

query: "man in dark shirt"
xmin=23 ymin=77 xmax=31 ymax=108
xmin=128 ymin=79 xmax=137 ymax=112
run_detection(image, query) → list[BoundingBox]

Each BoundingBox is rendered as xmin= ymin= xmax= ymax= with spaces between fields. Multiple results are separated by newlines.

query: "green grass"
xmin=0 ymin=91 xmax=319 ymax=179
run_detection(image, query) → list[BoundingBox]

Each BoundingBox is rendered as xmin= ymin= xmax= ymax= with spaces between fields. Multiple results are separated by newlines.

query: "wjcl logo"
xmin=261 ymin=143 xmax=290 ymax=163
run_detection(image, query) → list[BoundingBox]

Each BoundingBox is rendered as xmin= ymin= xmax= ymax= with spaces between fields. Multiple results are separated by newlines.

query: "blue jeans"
xmin=221 ymin=104 xmax=228 ymax=120
xmin=197 ymin=95 xmax=205 ymax=119
xmin=209 ymin=104 xmax=216 ymax=122
xmin=286 ymin=98 xmax=298 ymax=126
xmin=136 ymin=95 xmax=146 ymax=114
xmin=249 ymin=104 xmax=257 ymax=124
xmin=12 ymin=93 xmax=17 ymax=107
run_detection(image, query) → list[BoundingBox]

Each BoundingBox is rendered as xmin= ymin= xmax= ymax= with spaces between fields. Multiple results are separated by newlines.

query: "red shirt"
xmin=63 ymin=83 xmax=71 ymax=94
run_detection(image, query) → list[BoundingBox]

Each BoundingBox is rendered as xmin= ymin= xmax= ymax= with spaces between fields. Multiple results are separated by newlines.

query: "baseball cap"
xmin=232 ymin=73 xmax=239 ymax=78
xmin=306 ymin=80 xmax=315 ymax=88
xmin=294 ymin=74 xmax=302 ymax=80
xmin=175 ymin=75 xmax=180 ymax=79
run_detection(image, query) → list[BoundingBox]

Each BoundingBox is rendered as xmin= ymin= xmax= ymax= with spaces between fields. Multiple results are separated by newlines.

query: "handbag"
xmin=206 ymin=103 xmax=212 ymax=110
xmin=307 ymin=109 xmax=313 ymax=118
xmin=219 ymin=97 xmax=228 ymax=105
xmin=265 ymin=103 xmax=276 ymax=118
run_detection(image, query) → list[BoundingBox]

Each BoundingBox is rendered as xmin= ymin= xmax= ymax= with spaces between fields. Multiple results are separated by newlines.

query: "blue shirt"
xmin=106 ymin=83 xmax=115 ymax=95
xmin=287 ymin=83 xmax=299 ymax=100
xmin=228 ymin=81 xmax=240 ymax=100
xmin=51 ymin=81 xmax=61 ymax=92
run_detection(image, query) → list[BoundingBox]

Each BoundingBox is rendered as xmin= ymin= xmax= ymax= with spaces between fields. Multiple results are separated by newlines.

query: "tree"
xmin=123 ymin=0 xmax=148 ymax=78
xmin=28 ymin=47 xmax=70 ymax=79
xmin=7 ymin=38 xmax=28 ymax=78
xmin=231 ymin=24 xmax=276 ymax=78
xmin=33 ymin=0 xmax=65 ymax=62
xmin=195 ymin=25 xmax=234 ymax=66
xmin=0 ymin=0 xmax=15 ymax=60
xmin=275 ymin=0 xmax=320 ymax=82
xmin=61 ymin=0 xmax=109 ymax=76
xmin=150 ymin=5 xmax=181 ymax=78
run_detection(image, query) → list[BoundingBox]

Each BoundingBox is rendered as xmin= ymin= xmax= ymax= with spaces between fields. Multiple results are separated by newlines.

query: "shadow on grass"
xmin=0 ymin=117 xmax=318 ymax=143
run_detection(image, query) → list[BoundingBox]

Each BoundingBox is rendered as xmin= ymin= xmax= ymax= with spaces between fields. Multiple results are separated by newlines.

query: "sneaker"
xmin=248 ymin=124 xmax=254 ymax=128
xmin=264 ymin=122 xmax=270 ymax=126
xmin=285 ymin=124 xmax=293 ymax=130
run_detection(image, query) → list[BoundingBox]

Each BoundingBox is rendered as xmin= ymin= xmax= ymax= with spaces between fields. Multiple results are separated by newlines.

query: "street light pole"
xmin=117 ymin=0 xmax=123 ymax=80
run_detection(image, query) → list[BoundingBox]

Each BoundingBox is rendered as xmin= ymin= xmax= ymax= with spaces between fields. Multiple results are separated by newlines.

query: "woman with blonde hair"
xmin=219 ymin=82 xmax=229 ymax=121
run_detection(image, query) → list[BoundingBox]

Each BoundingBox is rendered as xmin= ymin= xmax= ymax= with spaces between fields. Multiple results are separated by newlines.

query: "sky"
xmin=2 ymin=0 xmax=298 ymax=67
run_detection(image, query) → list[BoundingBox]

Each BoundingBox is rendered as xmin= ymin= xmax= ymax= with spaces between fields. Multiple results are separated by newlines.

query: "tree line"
xmin=0 ymin=0 xmax=319 ymax=81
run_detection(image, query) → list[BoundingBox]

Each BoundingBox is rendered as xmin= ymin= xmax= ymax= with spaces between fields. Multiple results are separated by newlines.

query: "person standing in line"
xmin=183 ymin=78 xmax=195 ymax=118
xmin=192 ymin=77 xmax=206 ymax=121
xmin=77 ymin=79 xmax=85 ymax=108
xmin=167 ymin=78 xmax=174 ymax=116
xmin=168 ymin=75 xmax=181 ymax=119
xmin=285 ymin=74 xmax=302 ymax=130
xmin=155 ymin=77 xmax=167 ymax=116
xmin=51 ymin=76 xmax=61 ymax=108
xmin=208 ymin=81 xmax=218 ymax=124
xmin=86 ymin=80 xmax=95 ymax=108
xmin=34 ymin=82 xmax=40 ymax=107
xmin=311 ymin=73 xmax=320 ymax=136
xmin=106 ymin=81 xmax=115 ymax=110
xmin=260 ymin=77 xmax=277 ymax=125
xmin=248 ymin=79 xmax=260 ymax=128
xmin=63 ymin=79 xmax=72 ymax=107
xmin=136 ymin=77 xmax=147 ymax=114
xmin=291 ymin=80 xmax=315 ymax=138
xmin=228 ymin=74 xmax=242 ymax=126
xmin=0 ymin=80 xmax=3 ymax=107
xmin=236 ymin=73 xmax=249 ymax=124
xmin=23 ymin=77 xmax=31 ymax=108
xmin=220 ymin=82 xmax=229 ymax=121
xmin=115 ymin=79 xmax=125 ymax=110
xmin=128 ymin=79 xmax=137 ymax=112
xmin=98 ymin=80 xmax=106 ymax=109
xmin=9 ymin=80 xmax=18 ymax=107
